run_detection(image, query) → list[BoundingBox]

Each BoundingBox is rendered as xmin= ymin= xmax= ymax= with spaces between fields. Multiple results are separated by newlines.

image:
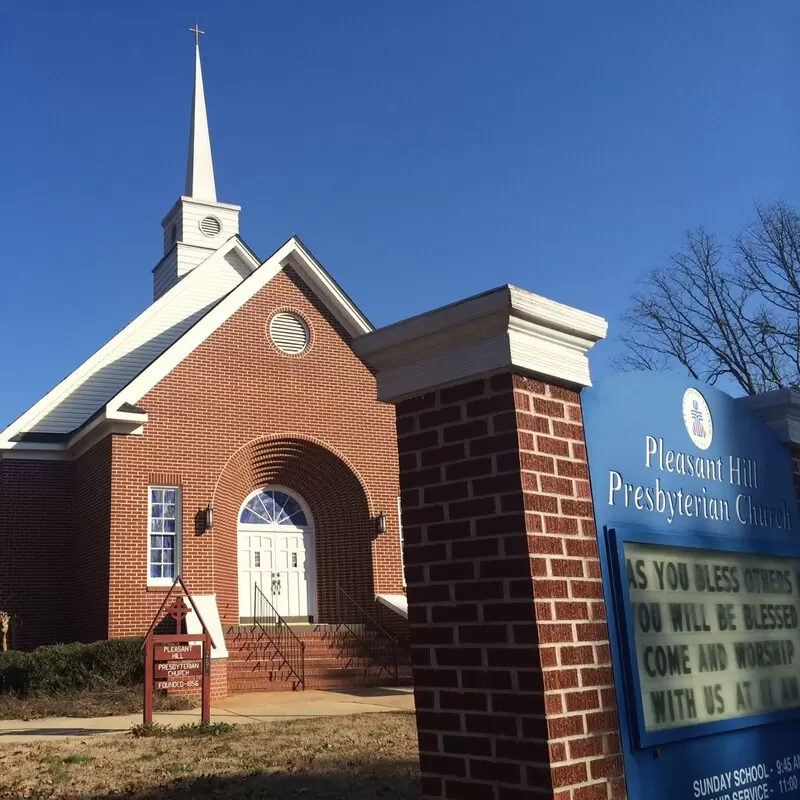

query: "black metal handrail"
xmin=253 ymin=583 xmax=305 ymax=689
xmin=335 ymin=584 xmax=398 ymax=682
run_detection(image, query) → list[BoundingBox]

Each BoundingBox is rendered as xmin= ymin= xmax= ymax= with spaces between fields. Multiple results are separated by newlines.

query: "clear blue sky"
xmin=1 ymin=2 xmax=798 ymax=426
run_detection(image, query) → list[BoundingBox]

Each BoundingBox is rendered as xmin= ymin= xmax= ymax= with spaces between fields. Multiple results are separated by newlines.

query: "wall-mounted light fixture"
xmin=203 ymin=504 xmax=214 ymax=531
xmin=376 ymin=511 xmax=386 ymax=534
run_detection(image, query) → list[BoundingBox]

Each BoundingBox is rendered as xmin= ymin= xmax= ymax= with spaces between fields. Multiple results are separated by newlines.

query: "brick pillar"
xmin=355 ymin=285 xmax=624 ymax=799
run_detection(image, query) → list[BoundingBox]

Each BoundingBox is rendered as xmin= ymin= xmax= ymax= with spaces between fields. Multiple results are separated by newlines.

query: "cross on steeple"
xmin=189 ymin=24 xmax=204 ymax=46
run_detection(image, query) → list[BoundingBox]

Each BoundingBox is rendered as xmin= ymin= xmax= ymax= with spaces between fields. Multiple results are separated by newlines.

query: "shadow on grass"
xmin=94 ymin=759 xmax=421 ymax=799
xmin=0 ymin=726 xmax=122 ymax=737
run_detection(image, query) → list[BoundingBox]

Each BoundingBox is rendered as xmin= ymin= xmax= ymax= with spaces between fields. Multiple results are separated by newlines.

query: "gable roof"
xmin=0 ymin=236 xmax=373 ymax=458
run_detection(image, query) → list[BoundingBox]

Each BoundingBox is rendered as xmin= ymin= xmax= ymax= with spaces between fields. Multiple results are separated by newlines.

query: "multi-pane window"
xmin=148 ymin=487 xmax=180 ymax=583
xmin=239 ymin=489 xmax=308 ymax=527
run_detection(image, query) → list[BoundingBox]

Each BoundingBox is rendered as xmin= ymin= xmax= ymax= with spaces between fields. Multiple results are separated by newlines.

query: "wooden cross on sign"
xmin=189 ymin=24 xmax=205 ymax=45
xmin=167 ymin=597 xmax=191 ymax=632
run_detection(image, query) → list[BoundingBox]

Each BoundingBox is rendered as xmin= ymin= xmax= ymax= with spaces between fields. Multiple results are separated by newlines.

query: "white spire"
xmin=185 ymin=29 xmax=216 ymax=202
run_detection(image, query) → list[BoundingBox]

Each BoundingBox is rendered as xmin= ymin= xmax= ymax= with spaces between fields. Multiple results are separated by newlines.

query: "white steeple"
xmin=185 ymin=30 xmax=217 ymax=202
xmin=152 ymin=26 xmax=241 ymax=301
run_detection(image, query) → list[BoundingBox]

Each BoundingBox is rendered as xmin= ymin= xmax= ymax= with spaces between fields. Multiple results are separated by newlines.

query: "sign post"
xmin=142 ymin=577 xmax=215 ymax=725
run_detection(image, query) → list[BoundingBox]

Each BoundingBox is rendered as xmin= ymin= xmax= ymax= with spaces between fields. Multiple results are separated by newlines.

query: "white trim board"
xmin=107 ymin=237 xmax=372 ymax=415
xmin=376 ymin=594 xmax=408 ymax=620
xmin=0 ymin=236 xmax=374 ymax=456
xmin=354 ymin=284 xmax=607 ymax=402
xmin=185 ymin=594 xmax=228 ymax=658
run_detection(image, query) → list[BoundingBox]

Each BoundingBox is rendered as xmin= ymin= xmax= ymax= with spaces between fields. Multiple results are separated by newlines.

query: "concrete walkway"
xmin=0 ymin=686 xmax=415 ymax=743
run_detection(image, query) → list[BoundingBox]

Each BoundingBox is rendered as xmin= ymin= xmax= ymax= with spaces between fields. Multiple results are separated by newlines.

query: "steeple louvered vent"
xmin=199 ymin=216 xmax=222 ymax=236
xmin=269 ymin=313 xmax=309 ymax=354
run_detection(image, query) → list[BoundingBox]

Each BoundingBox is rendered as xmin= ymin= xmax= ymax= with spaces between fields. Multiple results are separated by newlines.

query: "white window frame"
xmin=147 ymin=485 xmax=182 ymax=586
xmin=398 ymin=496 xmax=406 ymax=587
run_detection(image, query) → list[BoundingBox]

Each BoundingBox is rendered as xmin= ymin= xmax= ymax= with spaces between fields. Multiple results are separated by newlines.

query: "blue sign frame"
xmin=607 ymin=525 xmax=800 ymax=750
xmin=582 ymin=372 xmax=800 ymax=800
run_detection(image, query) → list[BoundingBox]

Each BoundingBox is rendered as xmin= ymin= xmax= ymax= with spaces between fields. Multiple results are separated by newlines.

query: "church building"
xmin=0 ymin=38 xmax=407 ymax=692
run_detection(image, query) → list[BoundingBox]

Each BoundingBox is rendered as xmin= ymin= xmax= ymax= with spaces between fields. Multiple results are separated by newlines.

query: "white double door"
xmin=238 ymin=525 xmax=315 ymax=621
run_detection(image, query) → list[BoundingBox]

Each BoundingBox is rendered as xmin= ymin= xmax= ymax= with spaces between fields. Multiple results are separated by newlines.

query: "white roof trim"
xmin=108 ymin=237 xmax=372 ymax=413
xmin=353 ymin=284 xmax=607 ymax=402
xmin=0 ymin=237 xmax=259 ymax=449
xmin=289 ymin=238 xmax=372 ymax=336
xmin=0 ymin=235 xmax=372 ymax=456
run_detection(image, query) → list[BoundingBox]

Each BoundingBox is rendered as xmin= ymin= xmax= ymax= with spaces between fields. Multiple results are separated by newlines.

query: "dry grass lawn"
xmin=0 ymin=711 xmax=420 ymax=799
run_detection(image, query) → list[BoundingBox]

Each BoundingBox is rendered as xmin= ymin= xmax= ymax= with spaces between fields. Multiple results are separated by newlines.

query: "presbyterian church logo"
xmin=682 ymin=388 xmax=713 ymax=450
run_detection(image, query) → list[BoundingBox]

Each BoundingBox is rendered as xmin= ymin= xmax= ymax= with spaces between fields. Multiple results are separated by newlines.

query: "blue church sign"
xmin=582 ymin=373 xmax=800 ymax=800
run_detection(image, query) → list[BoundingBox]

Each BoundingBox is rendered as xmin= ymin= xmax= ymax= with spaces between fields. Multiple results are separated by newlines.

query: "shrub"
xmin=0 ymin=638 xmax=144 ymax=696
xmin=131 ymin=721 xmax=236 ymax=738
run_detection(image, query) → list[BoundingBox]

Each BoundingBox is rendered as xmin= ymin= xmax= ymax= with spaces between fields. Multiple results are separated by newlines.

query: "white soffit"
xmin=353 ymin=284 xmax=607 ymax=402
xmin=376 ymin=593 xmax=408 ymax=620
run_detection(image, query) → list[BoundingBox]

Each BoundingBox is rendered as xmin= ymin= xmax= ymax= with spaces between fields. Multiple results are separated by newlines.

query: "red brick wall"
xmin=212 ymin=436 xmax=374 ymax=624
xmin=71 ymin=438 xmax=112 ymax=642
xmin=396 ymin=372 xmax=624 ymax=800
xmin=0 ymin=458 xmax=72 ymax=648
xmin=514 ymin=375 xmax=624 ymax=800
xmin=107 ymin=266 xmax=402 ymax=637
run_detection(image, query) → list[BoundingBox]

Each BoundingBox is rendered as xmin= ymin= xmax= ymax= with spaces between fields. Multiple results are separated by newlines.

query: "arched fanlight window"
xmin=239 ymin=489 xmax=309 ymax=527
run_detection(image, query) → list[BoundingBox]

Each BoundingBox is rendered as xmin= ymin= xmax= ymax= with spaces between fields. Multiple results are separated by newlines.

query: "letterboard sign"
xmin=582 ymin=372 xmax=800 ymax=800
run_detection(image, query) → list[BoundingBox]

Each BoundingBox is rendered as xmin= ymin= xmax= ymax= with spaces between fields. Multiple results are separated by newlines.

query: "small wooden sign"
xmin=154 ymin=644 xmax=201 ymax=661
xmin=142 ymin=577 xmax=215 ymax=726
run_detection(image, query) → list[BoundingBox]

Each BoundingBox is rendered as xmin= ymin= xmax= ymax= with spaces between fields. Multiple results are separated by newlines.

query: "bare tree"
xmin=615 ymin=201 xmax=800 ymax=395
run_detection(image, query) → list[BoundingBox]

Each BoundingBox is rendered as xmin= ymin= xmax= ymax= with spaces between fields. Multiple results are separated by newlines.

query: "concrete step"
xmin=226 ymin=642 xmax=409 ymax=659
xmin=223 ymin=623 xmax=411 ymax=695
xmin=229 ymin=661 xmax=411 ymax=672
xmin=226 ymin=638 xmax=394 ymax=652
xmin=226 ymin=645 xmax=406 ymax=660
xmin=228 ymin=671 xmax=412 ymax=693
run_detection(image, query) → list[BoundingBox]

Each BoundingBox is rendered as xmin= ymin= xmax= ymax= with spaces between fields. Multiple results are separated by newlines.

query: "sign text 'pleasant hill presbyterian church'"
xmin=608 ymin=390 xmax=793 ymax=530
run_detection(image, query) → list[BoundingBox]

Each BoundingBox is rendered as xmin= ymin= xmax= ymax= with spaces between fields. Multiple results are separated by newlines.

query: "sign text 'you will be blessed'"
xmin=625 ymin=542 xmax=800 ymax=732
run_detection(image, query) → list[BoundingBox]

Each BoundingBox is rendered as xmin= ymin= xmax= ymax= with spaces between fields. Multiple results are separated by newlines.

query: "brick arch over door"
xmin=212 ymin=436 xmax=375 ymax=624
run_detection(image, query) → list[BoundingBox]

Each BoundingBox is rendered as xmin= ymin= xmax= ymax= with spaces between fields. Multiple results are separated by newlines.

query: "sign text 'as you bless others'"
xmin=608 ymin=436 xmax=792 ymax=530
xmin=625 ymin=542 xmax=800 ymax=731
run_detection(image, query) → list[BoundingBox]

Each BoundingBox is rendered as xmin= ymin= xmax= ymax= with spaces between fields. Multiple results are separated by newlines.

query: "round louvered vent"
xmin=199 ymin=215 xmax=222 ymax=237
xmin=270 ymin=312 xmax=310 ymax=354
